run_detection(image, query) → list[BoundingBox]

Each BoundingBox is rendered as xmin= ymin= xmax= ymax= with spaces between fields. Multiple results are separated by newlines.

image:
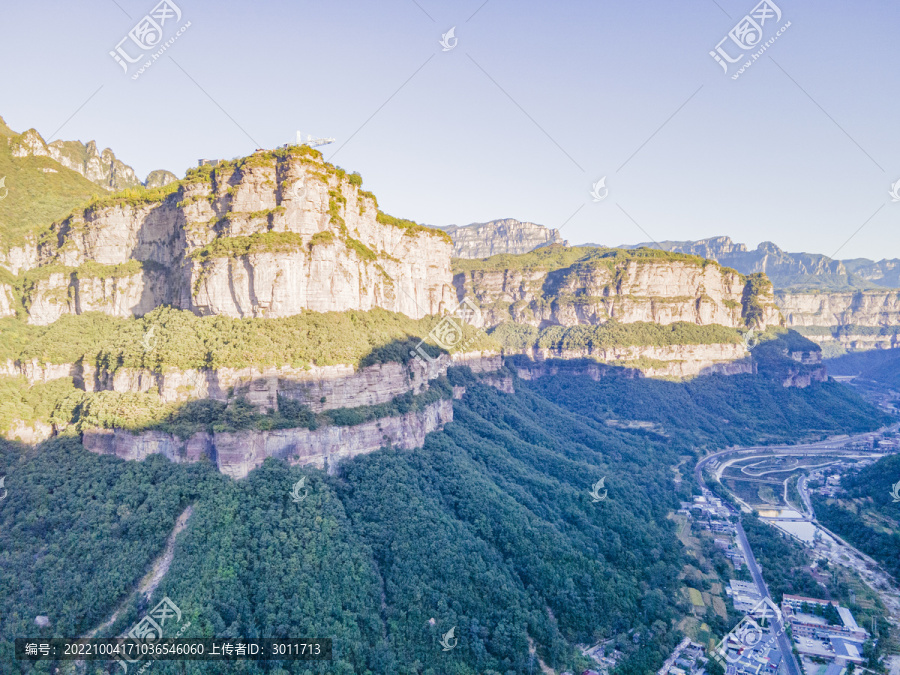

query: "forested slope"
xmin=0 ymin=364 xmax=889 ymax=674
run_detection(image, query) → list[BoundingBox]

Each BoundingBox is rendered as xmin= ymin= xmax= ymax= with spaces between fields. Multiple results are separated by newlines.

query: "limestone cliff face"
xmin=82 ymin=399 xmax=454 ymax=478
xmin=776 ymin=291 xmax=900 ymax=350
xmin=456 ymin=255 xmax=781 ymax=330
xmin=780 ymin=350 xmax=828 ymax=388
xmin=93 ymin=356 xmax=452 ymax=409
xmin=509 ymin=343 xmax=754 ymax=379
xmin=19 ymin=150 xmax=455 ymax=323
xmin=442 ymin=219 xmax=566 ymax=258
xmin=0 ymin=243 xmax=40 ymax=276
xmin=0 ymin=282 xmax=15 ymax=318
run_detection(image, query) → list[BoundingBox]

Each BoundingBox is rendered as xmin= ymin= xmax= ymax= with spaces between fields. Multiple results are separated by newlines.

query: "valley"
xmin=1 ymin=120 xmax=899 ymax=675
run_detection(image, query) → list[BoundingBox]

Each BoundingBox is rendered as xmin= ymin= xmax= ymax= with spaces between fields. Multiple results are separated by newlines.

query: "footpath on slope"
xmin=83 ymin=505 xmax=194 ymax=639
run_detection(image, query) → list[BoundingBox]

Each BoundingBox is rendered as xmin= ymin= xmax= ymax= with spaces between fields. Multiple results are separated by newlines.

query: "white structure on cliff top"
xmin=294 ymin=131 xmax=335 ymax=148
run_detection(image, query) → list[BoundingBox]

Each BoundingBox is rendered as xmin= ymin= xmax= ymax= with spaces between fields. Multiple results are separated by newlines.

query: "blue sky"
xmin=1 ymin=0 xmax=898 ymax=259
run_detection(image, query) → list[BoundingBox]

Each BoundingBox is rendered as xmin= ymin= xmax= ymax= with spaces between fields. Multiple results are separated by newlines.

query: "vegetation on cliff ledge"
xmin=189 ymin=232 xmax=306 ymax=260
xmin=0 ymin=307 xmax=498 ymax=371
xmin=0 ymin=307 xmax=498 ymax=435
xmin=0 ymin=120 xmax=100 ymax=249
xmin=452 ymin=244 xmax=725 ymax=274
xmin=490 ymin=321 xmax=743 ymax=352
xmin=0 ymin=362 xmax=890 ymax=674
xmin=376 ymin=211 xmax=452 ymax=243
xmin=64 ymin=377 xmax=453 ymax=437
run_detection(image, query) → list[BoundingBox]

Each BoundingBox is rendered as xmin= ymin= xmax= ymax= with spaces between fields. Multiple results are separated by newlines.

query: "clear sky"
xmin=1 ymin=0 xmax=898 ymax=260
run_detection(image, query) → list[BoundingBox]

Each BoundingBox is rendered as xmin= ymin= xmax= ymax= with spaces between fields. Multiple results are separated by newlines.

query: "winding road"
xmin=694 ymin=423 xmax=900 ymax=674
xmin=694 ymin=452 xmax=802 ymax=675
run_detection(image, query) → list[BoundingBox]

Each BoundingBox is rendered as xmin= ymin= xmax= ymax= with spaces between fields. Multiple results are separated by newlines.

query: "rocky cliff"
xmin=9 ymin=127 xmax=174 ymax=191
xmin=14 ymin=147 xmax=455 ymax=323
xmin=441 ymin=219 xmax=566 ymax=259
xmin=83 ymin=398 xmax=454 ymax=479
xmin=144 ymin=170 xmax=178 ymax=189
xmin=624 ymin=236 xmax=900 ymax=292
xmin=454 ymin=246 xmax=782 ymax=330
xmin=776 ymin=290 xmax=900 ymax=352
xmin=509 ymin=343 xmax=754 ymax=379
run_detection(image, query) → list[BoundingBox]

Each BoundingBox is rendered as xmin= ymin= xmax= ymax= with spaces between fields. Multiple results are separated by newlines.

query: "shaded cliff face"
xmin=441 ymin=219 xmax=566 ymax=258
xmin=454 ymin=246 xmax=781 ymax=330
xmin=776 ymin=290 xmax=900 ymax=351
xmin=16 ymin=148 xmax=455 ymax=323
xmin=82 ymin=399 xmax=454 ymax=479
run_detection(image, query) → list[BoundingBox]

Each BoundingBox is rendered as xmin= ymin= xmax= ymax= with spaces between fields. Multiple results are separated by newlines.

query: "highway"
xmin=732 ymin=519 xmax=801 ymax=675
xmin=694 ymin=452 xmax=802 ymax=674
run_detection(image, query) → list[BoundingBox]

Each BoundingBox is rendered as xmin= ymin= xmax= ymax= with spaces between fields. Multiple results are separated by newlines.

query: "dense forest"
xmin=524 ymin=360 xmax=888 ymax=454
xmin=0 ymin=362 xmax=889 ymax=674
xmin=740 ymin=514 xmax=821 ymax=601
xmin=826 ymin=348 xmax=900 ymax=391
xmin=812 ymin=452 xmax=900 ymax=585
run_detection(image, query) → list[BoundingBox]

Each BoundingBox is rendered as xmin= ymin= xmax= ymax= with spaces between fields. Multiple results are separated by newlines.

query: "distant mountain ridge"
xmin=439 ymin=218 xmax=566 ymax=258
xmin=7 ymin=120 xmax=176 ymax=192
xmin=621 ymin=236 xmax=900 ymax=291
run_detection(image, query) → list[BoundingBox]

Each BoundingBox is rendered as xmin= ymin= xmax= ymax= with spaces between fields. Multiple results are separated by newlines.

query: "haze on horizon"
xmin=1 ymin=0 xmax=898 ymax=260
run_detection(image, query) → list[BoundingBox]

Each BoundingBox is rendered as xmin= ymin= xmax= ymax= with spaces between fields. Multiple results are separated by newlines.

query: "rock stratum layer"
xmin=8 ymin=148 xmax=455 ymax=323
xmin=454 ymin=247 xmax=782 ymax=330
xmin=509 ymin=343 xmax=754 ymax=379
xmin=83 ymin=399 xmax=454 ymax=479
xmin=776 ymin=290 xmax=900 ymax=351
xmin=441 ymin=219 xmax=566 ymax=258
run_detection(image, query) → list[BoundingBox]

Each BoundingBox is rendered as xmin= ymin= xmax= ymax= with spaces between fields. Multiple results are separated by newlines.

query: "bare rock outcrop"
xmin=509 ymin=343 xmax=754 ymax=380
xmin=82 ymin=399 xmax=454 ymax=478
xmin=9 ymin=127 xmax=172 ymax=192
xmin=442 ymin=219 xmax=566 ymax=258
xmin=20 ymin=149 xmax=455 ymax=323
xmin=776 ymin=290 xmax=900 ymax=351
xmin=456 ymin=251 xmax=781 ymax=330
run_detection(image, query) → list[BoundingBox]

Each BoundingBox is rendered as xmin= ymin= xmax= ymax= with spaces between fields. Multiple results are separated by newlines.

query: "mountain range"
xmin=621 ymin=236 xmax=900 ymax=291
xmin=441 ymin=219 xmax=900 ymax=291
xmin=5 ymin=118 xmax=176 ymax=192
xmin=0 ymin=113 xmax=897 ymax=675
